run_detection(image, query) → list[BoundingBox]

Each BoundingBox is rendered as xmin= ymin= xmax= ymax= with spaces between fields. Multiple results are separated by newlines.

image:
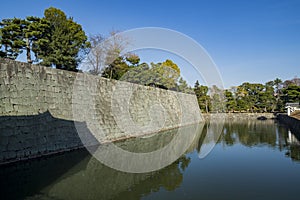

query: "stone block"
xmin=0 ymin=58 xmax=201 ymax=164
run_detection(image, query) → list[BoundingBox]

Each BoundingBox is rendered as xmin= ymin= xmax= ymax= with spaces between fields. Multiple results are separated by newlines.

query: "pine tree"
xmin=35 ymin=7 xmax=90 ymax=71
xmin=0 ymin=18 xmax=24 ymax=59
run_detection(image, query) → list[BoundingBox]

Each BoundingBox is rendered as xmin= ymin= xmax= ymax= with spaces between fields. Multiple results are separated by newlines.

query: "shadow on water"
xmin=0 ymin=111 xmax=99 ymax=163
xmin=0 ymin=148 xmax=90 ymax=200
xmin=1 ymin=116 xmax=300 ymax=200
xmin=0 ymin=111 xmax=204 ymax=200
xmin=0 ymin=111 xmax=96 ymax=199
xmin=0 ymin=146 xmax=193 ymax=200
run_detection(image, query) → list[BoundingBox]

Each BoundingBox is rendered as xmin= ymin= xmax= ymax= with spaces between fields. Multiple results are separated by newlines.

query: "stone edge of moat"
xmin=277 ymin=114 xmax=300 ymax=135
xmin=201 ymin=113 xmax=276 ymax=121
xmin=0 ymin=113 xmax=279 ymax=166
xmin=0 ymin=121 xmax=205 ymax=166
xmin=0 ymin=58 xmax=201 ymax=165
xmin=0 ymin=113 xmax=286 ymax=166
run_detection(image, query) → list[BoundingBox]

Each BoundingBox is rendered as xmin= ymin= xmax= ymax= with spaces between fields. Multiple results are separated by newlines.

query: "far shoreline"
xmin=201 ymin=112 xmax=277 ymax=121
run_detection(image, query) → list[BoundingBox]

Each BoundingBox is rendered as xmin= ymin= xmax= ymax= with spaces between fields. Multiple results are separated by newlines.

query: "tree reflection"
xmin=113 ymin=156 xmax=191 ymax=200
xmin=200 ymin=118 xmax=300 ymax=163
xmin=288 ymin=145 xmax=300 ymax=162
xmin=220 ymin=120 xmax=278 ymax=147
xmin=0 ymin=124 xmax=201 ymax=200
xmin=2 ymin=120 xmax=300 ymax=200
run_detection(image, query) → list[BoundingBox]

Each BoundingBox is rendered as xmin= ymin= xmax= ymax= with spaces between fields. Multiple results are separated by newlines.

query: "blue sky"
xmin=1 ymin=0 xmax=299 ymax=88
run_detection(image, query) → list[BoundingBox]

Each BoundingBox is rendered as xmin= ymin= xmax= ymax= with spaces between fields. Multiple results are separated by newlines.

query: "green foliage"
xmin=161 ymin=59 xmax=180 ymax=74
xmin=0 ymin=18 xmax=24 ymax=59
xmin=191 ymin=77 xmax=298 ymax=113
xmin=196 ymin=77 xmax=298 ymax=113
xmin=119 ymin=62 xmax=150 ymax=84
xmin=36 ymin=7 xmax=90 ymax=71
xmin=282 ymin=84 xmax=300 ymax=103
xmin=177 ymin=77 xmax=193 ymax=93
xmin=101 ymin=56 xmax=131 ymax=80
xmin=106 ymin=58 xmax=191 ymax=92
xmin=125 ymin=54 xmax=140 ymax=66
xmin=150 ymin=61 xmax=179 ymax=90
xmin=224 ymin=90 xmax=236 ymax=112
xmin=1 ymin=7 xmax=298 ymax=112
xmin=0 ymin=7 xmax=89 ymax=71
xmin=194 ymin=81 xmax=210 ymax=113
xmin=231 ymin=82 xmax=274 ymax=112
xmin=87 ymin=34 xmax=300 ymax=114
xmin=24 ymin=16 xmax=51 ymax=63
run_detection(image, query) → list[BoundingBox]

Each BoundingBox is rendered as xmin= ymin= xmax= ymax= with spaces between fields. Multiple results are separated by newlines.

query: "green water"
xmin=1 ymin=119 xmax=300 ymax=200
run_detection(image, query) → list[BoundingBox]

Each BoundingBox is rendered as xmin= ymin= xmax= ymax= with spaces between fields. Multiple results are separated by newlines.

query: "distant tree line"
xmin=194 ymin=77 xmax=300 ymax=113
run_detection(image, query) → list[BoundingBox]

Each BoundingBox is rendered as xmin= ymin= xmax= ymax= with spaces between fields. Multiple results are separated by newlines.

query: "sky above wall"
xmin=1 ymin=0 xmax=299 ymax=88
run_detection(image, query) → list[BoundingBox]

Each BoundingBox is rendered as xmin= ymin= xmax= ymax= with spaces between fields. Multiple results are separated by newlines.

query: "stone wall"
xmin=202 ymin=113 xmax=275 ymax=122
xmin=277 ymin=114 xmax=300 ymax=135
xmin=0 ymin=58 xmax=202 ymax=164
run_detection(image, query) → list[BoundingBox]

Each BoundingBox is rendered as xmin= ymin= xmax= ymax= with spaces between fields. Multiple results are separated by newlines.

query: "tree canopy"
xmin=1 ymin=7 xmax=298 ymax=114
xmin=0 ymin=7 xmax=89 ymax=71
xmin=193 ymin=77 xmax=300 ymax=113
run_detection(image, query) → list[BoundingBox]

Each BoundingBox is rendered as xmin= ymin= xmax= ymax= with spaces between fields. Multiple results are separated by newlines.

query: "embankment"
xmin=0 ymin=59 xmax=202 ymax=164
xmin=202 ymin=113 xmax=275 ymax=122
xmin=277 ymin=114 xmax=300 ymax=134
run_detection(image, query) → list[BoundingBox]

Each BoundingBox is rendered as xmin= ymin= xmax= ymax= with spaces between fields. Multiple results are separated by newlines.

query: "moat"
xmin=1 ymin=119 xmax=300 ymax=200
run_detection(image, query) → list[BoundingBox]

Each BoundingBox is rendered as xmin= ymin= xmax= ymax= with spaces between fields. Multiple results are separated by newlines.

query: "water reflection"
xmin=218 ymin=119 xmax=300 ymax=162
xmin=1 ymin=119 xmax=300 ymax=200
xmin=197 ymin=120 xmax=224 ymax=158
xmin=0 ymin=147 xmax=189 ymax=200
xmin=287 ymin=130 xmax=300 ymax=145
xmin=89 ymin=123 xmax=204 ymax=173
xmin=28 ymin=155 xmax=190 ymax=200
xmin=220 ymin=120 xmax=279 ymax=148
xmin=286 ymin=130 xmax=300 ymax=162
xmin=0 ymin=123 xmax=203 ymax=200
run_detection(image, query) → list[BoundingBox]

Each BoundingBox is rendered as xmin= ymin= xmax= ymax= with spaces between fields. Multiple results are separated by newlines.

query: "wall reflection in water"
xmin=0 ymin=119 xmax=299 ymax=200
xmin=0 ymin=123 xmax=204 ymax=200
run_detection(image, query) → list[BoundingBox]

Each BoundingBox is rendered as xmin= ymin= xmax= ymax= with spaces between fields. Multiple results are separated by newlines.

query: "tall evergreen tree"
xmin=194 ymin=81 xmax=210 ymax=113
xmin=282 ymin=84 xmax=300 ymax=103
xmin=22 ymin=16 xmax=50 ymax=63
xmin=0 ymin=7 xmax=89 ymax=71
xmin=178 ymin=77 xmax=192 ymax=93
xmin=101 ymin=56 xmax=130 ymax=79
xmin=35 ymin=7 xmax=90 ymax=71
xmin=224 ymin=90 xmax=236 ymax=112
xmin=0 ymin=18 xmax=24 ymax=59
